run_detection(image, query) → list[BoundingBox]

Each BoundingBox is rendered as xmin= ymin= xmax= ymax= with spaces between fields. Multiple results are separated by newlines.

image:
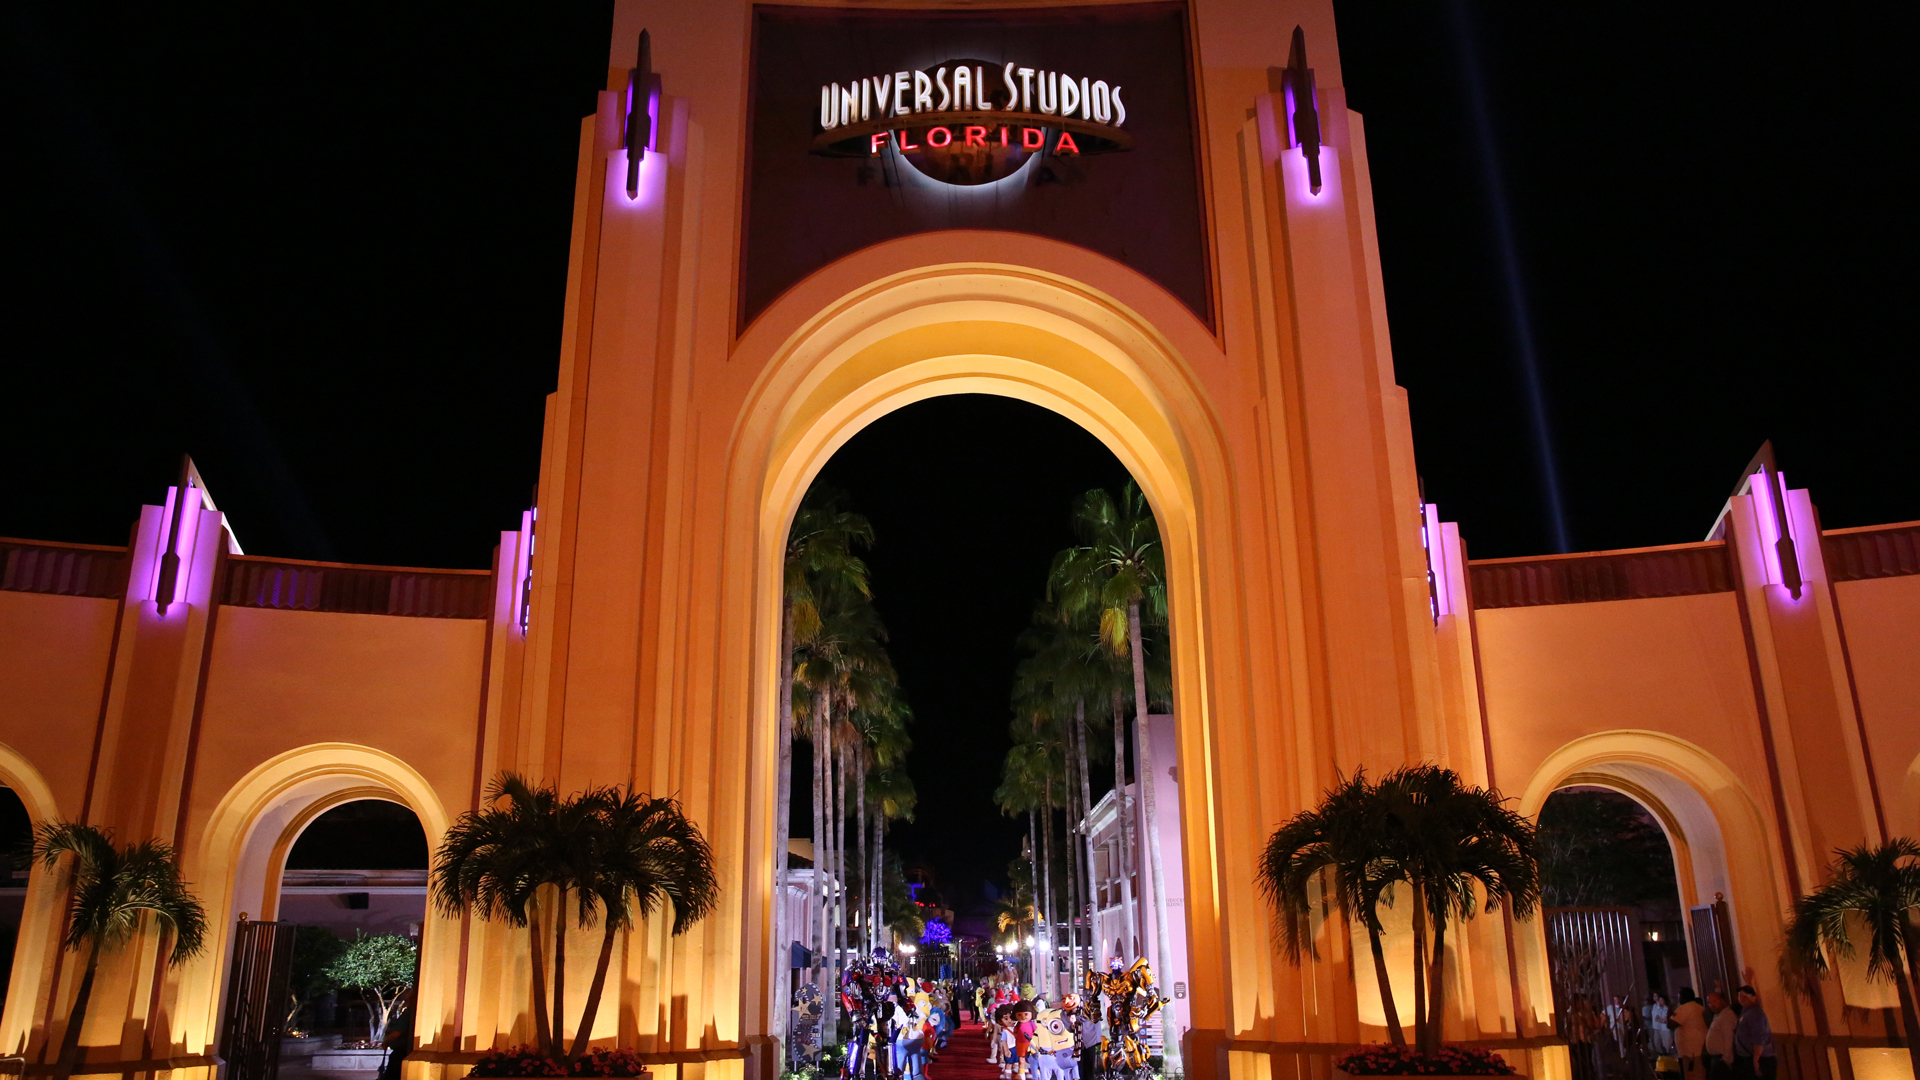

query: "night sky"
xmin=3 ymin=5 xmax=1912 ymax=902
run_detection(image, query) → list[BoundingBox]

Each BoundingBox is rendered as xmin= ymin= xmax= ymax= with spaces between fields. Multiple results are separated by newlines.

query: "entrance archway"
xmin=732 ymin=238 xmax=1235 ymax=1065
xmin=1515 ymin=732 xmax=1785 ymax=1022
xmin=176 ymin=744 xmax=453 ymax=1064
xmin=0 ymin=747 xmax=63 ymax=1057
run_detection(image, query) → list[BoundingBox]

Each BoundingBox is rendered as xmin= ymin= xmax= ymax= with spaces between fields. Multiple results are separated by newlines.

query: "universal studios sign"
xmin=813 ymin=59 xmax=1134 ymax=185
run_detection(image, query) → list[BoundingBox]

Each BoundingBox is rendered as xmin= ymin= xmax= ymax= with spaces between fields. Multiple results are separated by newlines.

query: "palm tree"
xmin=866 ymin=765 xmax=917 ymax=951
xmin=997 ymin=736 xmax=1051 ymax=984
xmin=1376 ymin=765 xmax=1539 ymax=1055
xmin=1258 ymin=771 xmax=1408 ymax=1045
xmin=1050 ymin=481 xmax=1175 ymax=1071
xmin=1013 ymin=603 xmax=1114 ymax=985
xmin=852 ymin=686 xmax=912 ymax=953
xmin=434 ymin=777 xmax=719 ymax=1062
xmin=31 ymin=823 xmax=208 ymax=1080
xmin=432 ymin=773 xmax=593 ymax=1057
xmin=1781 ymin=838 xmax=1920 ymax=1075
xmin=568 ymin=790 xmax=718 ymax=1058
xmin=775 ymin=488 xmax=872 ymax=1062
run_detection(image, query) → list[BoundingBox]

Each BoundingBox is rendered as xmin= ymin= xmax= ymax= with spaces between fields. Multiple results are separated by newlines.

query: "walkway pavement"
xmin=934 ymin=1020 xmax=1001 ymax=1080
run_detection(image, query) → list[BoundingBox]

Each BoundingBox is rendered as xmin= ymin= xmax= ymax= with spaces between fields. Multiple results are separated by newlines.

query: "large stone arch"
xmin=723 ymin=242 xmax=1241 ymax=1053
xmin=0 ymin=743 xmax=65 ymax=1055
xmin=170 ymin=744 xmax=455 ymax=1060
xmin=1515 ymin=731 xmax=1787 ymax=1008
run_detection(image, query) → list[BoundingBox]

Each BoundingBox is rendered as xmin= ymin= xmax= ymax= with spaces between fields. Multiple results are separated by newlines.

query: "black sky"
xmin=3 ymin=4 xmax=1913 ymax=896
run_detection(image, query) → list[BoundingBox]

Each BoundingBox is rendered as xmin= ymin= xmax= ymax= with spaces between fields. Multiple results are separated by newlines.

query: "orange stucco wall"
xmin=1479 ymin=592 xmax=1766 ymax=791
xmin=2 ymin=0 xmax=1916 ymax=1078
xmin=188 ymin=606 xmax=484 ymax=815
xmin=1834 ymin=573 xmax=1920 ymax=837
xmin=0 ymin=590 xmax=116 ymax=818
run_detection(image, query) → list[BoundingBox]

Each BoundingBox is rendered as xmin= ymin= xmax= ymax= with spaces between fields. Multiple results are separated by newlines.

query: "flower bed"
xmin=470 ymin=1047 xmax=652 ymax=1077
xmin=1334 ymin=1044 xmax=1517 ymax=1076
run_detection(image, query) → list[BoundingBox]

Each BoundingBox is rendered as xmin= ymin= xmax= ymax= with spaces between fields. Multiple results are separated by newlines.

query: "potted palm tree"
xmin=433 ymin=773 xmax=718 ymax=1076
xmin=1259 ymin=766 xmax=1537 ymax=1075
xmin=1780 ymin=838 xmax=1920 ymax=1076
xmin=28 ymin=823 xmax=208 ymax=1080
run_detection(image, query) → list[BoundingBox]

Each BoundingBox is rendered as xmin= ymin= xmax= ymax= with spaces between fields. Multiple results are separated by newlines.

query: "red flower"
xmin=1333 ymin=1044 xmax=1514 ymax=1076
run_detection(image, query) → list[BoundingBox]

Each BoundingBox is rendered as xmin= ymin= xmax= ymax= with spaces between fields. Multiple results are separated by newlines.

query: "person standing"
xmin=1646 ymin=992 xmax=1674 ymax=1056
xmin=1704 ymin=991 xmax=1738 ymax=1080
xmin=1670 ymin=988 xmax=1709 ymax=1080
xmin=1731 ymin=986 xmax=1776 ymax=1080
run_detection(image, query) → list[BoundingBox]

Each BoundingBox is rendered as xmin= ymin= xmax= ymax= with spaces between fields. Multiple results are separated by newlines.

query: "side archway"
xmin=0 ymin=744 xmax=64 ymax=1056
xmin=172 ymin=744 xmax=455 ymax=1060
xmin=1515 ymin=731 xmax=1786 ymax=1008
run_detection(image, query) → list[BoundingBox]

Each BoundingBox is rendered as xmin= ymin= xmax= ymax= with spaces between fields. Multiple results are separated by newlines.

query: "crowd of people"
xmin=1567 ymin=984 xmax=1776 ymax=1080
xmin=824 ymin=955 xmax=1166 ymax=1080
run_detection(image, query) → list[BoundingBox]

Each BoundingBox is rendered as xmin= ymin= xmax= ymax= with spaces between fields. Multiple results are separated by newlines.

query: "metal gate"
xmin=219 ymin=918 xmax=297 ymax=1080
xmin=1686 ymin=898 xmax=1739 ymax=1000
xmin=1543 ymin=907 xmax=1648 ymax=1080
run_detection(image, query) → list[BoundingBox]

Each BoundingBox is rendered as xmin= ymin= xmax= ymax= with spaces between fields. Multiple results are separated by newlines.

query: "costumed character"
xmin=1082 ymin=958 xmax=1167 ymax=1080
xmin=1056 ymin=996 xmax=1085 ymax=1080
xmin=1031 ymin=1008 xmax=1079 ymax=1080
xmin=995 ymin=1005 xmax=1019 ymax=1080
xmin=1012 ymin=1000 xmax=1039 ymax=1080
xmin=888 ymin=993 xmax=920 ymax=1080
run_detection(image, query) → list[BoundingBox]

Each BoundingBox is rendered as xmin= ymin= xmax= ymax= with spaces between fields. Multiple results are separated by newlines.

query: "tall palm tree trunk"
xmin=854 ymin=741 xmax=869 ymax=954
xmin=572 ymin=915 xmax=623 ymax=1058
xmin=773 ymin=609 xmax=796 ymax=1064
xmin=529 ymin=896 xmax=554 ymax=1056
xmin=1028 ymin=808 xmax=1040 ymax=986
xmin=53 ymin=940 xmax=102 ymax=1080
xmin=1127 ymin=601 xmax=1180 ymax=1072
xmin=552 ymin=885 xmax=569 ymax=1053
xmin=833 ymin=739 xmax=849 ymax=990
xmin=811 ymin=690 xmax=828 ymax=1003
xmin=1411 ymin=885 xmax=1429 ymax=1052
xmin=1109 ymin=690 xmax=1137 ymax=962
xmin=1901 ymin=924 xmax=1920 ymax=1076
xmin=1074 ymin=700 xmax=1098 ymax=972
xmin=1063 ymin=729 xmax=1082 ymax=987
xmin=1041 ymin=786 xmax=1056 ymax=996
xmin=1424 ymin=909 xmax=1450 ymax=1055
xmin=1366 ymin=917 xmax=1407 ymax=1045
xmin=822 ymin=730 xmax=840 ymax=1044
xmin=871 ymin=806 xmax=884 ymax=952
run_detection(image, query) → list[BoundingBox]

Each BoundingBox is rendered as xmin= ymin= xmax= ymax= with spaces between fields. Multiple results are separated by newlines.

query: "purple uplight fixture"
xmin=1736 ymin=441 xmax=1804 ymax=600
xmin=1281 ymin=27 xmax=1322 ymax=195
xmin=623 ymin=30 xmax=659 ymax=200
xmin=154 ymin=455 xmax=215 ymax=616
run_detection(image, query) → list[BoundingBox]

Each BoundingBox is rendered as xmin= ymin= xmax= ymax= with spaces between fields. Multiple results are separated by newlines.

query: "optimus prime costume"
xmin=840 ymin=955 xmax=940 ymax=1080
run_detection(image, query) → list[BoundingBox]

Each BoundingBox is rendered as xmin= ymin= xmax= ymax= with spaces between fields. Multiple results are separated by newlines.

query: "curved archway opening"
xmin=0 ymin=788 xmax=29 ymax=1023
xmin=276 ymin=799 xmax=429 ymax=1047
xmin=772 ymin=393 xmax=1196 ymax=1053
xmin=179 ymin=745 xmax=453 ymax=1064
xmin=1517 ymin=734 xmax=1779 ymax=1080
xmin=746 ymin=259 xmax=1219 ymax=1070
xmin=1538 ymin=785 xmax=1694 ymax=1080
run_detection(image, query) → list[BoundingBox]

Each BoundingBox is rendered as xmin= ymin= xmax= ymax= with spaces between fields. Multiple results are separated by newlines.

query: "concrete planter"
xmin=1335 ymin=1072 xmax=1526 ymax=1080
xmin=281 ymin=1034 xmax=344 ymax=1057
xmin=311 ymin=1046 xmax=391 ymax=1071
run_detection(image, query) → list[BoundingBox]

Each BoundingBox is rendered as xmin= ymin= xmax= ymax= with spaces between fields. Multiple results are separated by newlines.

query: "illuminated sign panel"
xmin=742 ymin=3 xmax=1209 ymax=331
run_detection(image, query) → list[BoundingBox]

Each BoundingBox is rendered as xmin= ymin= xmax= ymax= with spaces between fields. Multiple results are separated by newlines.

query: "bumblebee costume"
xmin=1082 ymin=959 xmax=1167 ymax=1080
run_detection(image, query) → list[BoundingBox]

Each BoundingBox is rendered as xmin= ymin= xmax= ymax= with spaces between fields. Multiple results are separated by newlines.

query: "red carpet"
xmin=933 ymin=1021 xmax=1001 ymax=1080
